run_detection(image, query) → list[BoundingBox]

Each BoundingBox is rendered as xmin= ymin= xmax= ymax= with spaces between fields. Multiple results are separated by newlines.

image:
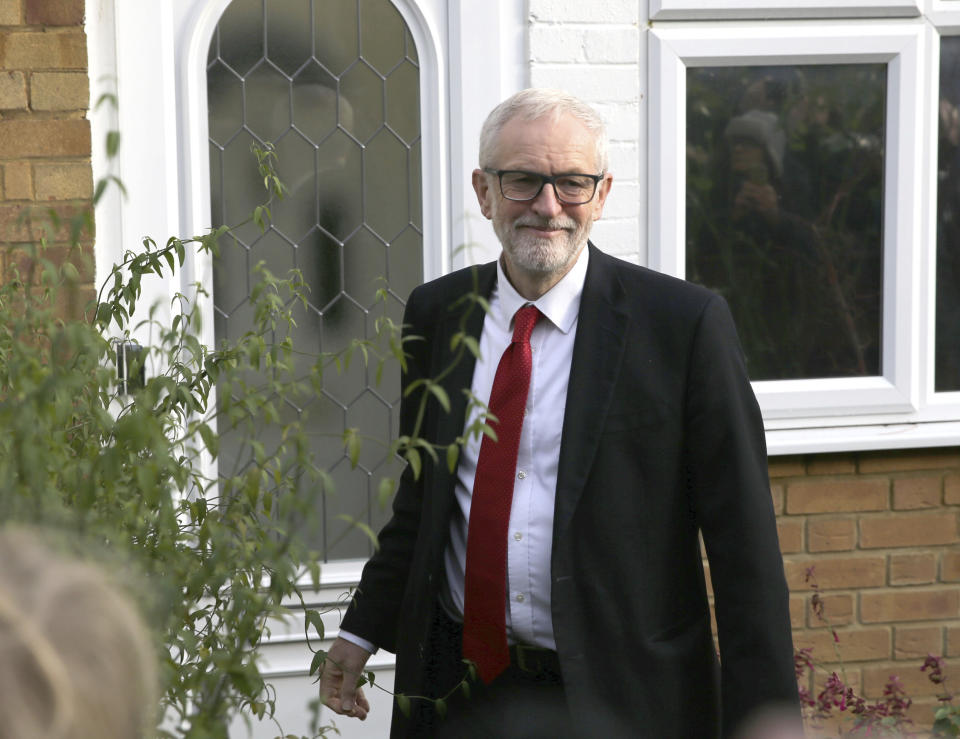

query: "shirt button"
xmin=514 ymin=532 xmax=523 ymax=541
xmin=516 ymin=593 xmax=525 ymax=603
xmin=517 ymin=470 xmax=526 ymax=480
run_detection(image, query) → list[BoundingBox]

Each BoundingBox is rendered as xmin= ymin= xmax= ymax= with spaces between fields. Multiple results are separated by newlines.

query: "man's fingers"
xmin=325 ymin=682 xmax=368 ymax=720
xmin=348 ymin=686 xmax=369 ymax=720
xmin=317 ymin=666 xmax=341 ymax=707
xmin=339 ymin=673 xmax=358 ymax=712
xmin=356 ymin=687 xmax=371 ymax=712
xmin=317 ymin=638 xmax=373 ymax=720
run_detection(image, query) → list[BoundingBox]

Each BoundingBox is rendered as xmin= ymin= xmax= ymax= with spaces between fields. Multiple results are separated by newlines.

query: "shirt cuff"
xmin=339 ymin=629 xmax=378 ymax=655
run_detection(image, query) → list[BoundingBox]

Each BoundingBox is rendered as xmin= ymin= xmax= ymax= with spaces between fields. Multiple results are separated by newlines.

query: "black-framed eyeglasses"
xmin=483 ymin=168 xmax=604 ymax=205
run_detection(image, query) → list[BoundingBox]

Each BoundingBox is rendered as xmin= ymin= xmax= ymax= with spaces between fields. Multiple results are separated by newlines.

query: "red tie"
xmin=462 ymin=303 xmax=541 ymax=684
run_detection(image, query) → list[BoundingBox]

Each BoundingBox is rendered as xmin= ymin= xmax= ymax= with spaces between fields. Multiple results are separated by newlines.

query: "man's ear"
xmin=472 ymin=168 xmax=494 ymax=219
xmin=591 ymin=173 xmax=614 ymax=221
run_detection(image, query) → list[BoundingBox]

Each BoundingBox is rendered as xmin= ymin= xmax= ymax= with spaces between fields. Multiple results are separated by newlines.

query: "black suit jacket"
xmin=341 ymin=244 xmax=798 ymax=737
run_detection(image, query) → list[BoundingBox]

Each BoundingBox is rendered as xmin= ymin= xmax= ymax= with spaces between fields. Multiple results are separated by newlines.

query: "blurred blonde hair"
xmin=0 ymin=528 xmax=157 ymax=739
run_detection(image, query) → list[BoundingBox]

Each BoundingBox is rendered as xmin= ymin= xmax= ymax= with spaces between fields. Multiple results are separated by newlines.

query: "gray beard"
xmin=494 ymin=216 xmax=591 ymax=275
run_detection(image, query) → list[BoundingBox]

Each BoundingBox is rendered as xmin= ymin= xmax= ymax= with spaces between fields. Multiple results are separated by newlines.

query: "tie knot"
xmin=512 ymin=304 xmax=541 ymax=344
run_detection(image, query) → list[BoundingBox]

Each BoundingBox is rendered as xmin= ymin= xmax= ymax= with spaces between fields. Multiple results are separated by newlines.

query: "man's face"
xmin=473 ymin=113 xmax=612 ymax=278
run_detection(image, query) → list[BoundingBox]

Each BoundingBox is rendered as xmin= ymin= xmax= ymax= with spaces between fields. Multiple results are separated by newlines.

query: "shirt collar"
xmin=495 ymin=244 xmax=589 ymax=335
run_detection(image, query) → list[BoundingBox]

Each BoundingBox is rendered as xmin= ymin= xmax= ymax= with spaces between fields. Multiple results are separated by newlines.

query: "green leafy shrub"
xmin=0 ymin=136 xmax=492 ymax=737
xmin=0 ymin=149 xmax=376 ymax=738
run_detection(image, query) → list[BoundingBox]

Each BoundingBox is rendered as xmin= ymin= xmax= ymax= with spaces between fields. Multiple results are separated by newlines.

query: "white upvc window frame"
xmin=649 ymin=19 xmax=960 ymax=454
xmin=650 ymin=0 xmax=920 ymax=20
xmin=929 ymin=0 xmax=960 ymax=29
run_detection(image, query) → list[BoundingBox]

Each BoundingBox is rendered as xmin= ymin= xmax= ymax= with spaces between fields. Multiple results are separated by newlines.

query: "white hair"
xmin=478 ymin=88 xmax=609 ymax=173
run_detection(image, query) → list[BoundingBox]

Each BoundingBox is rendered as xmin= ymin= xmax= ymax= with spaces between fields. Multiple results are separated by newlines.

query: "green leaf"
xmin=304 ymin=609 xmax=324 ymax=640
xmin=337 ymin=515 xmax=379 ymax=551
xmin=435 ymin=698 xmax=447 ymax=719
xmin=377 ymin=476 xmax=395 ymax=508
xmin=95 ymin=91 xmax=117 ymax=110
xmin=405 ymin=447 xmax=421 ymax=479
xmin=396 ymin=694 xmax=411 ymax=718
xmin=344 ymin=427 xmax=361 ymax=468
xmin=479 ymin=422 xmax=498 ymax=442
xmin=106 ymin=130 xmax=121 ymax=157
xmin=309 ymin=649 xmax=326 ymax=677
xmin=427 ymin=382 xmax=450 ymax=413
xmin=446 ymin=443 xmax=459 ymax=473
xmin=93 ymin=178 xmax=108 ymax=205
xmin=197 ymin=422 xmax=219 ymax=459
xmin=61 ymin=261 xmax=79 ymax=282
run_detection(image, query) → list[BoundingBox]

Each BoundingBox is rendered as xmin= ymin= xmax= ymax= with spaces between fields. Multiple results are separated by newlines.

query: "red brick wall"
xmin=773 ymin=448 xmax=960 ymax=726
xmin=0 ymin=0 xmax=94 ymax=319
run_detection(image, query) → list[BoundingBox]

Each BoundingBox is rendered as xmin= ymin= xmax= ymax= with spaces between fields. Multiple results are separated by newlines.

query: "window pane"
xmin=936 ymin=38 xmax=960 ymax=392
xmin=208 ymin=0 xmax=423 ymax=560
xmin=686 ymin=64 xmax=885 ymax=381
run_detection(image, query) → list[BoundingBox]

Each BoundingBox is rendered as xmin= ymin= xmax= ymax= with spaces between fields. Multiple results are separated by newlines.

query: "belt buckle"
xmin=516 ymin=643 xmax=530 ymax=672
xmin=515 ymin=643 xmax=539 ymax=674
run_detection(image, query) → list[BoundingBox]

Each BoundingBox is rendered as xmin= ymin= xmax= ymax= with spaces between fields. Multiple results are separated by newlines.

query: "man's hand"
xmin=318 ymin=637 xmax=373 ymax=720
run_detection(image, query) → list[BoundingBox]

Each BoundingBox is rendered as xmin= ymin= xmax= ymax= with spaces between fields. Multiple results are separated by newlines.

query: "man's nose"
xmin=530 ymin=182 xmax=564 ymax=217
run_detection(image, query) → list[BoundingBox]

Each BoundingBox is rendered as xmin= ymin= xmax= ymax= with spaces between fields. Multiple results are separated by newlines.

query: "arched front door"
xmin=207 ymin=0 xmax=423 ymax=563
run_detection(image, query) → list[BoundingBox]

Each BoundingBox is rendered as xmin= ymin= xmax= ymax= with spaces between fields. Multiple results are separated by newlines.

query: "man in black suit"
xmin=318 ymin=88 xmax=800 ymax=738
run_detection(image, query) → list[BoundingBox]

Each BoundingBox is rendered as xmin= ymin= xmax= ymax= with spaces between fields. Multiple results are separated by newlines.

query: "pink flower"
xmin=921 ymin=654 xmax=945 ymax=685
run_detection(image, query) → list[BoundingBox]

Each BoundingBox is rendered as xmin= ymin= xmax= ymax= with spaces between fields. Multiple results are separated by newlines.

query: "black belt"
xmin=435 ymin=607 xmax=563 ymax=685
xmin=507 ymin=642 xmax=563 ymax=685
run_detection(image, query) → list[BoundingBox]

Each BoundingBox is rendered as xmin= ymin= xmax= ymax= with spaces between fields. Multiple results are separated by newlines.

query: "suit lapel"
xmin=553 ymin=244 xmax=629 ymax=538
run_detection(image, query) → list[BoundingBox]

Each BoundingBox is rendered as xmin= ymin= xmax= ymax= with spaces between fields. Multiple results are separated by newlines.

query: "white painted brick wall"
xmin=529 ymin=0 xmax=639 ymax=24
xmin=529 ymin=25 xmax=638 ymax=64
xmin=592 ymin=102 xmax=640 ymax=146
xmin=590 ymin=219 xmax=642 ymax=261
xmin=527 ymin=1 xmax=643 ymax=260
xmin=600 ymin=181 xmax=640 ymax=220
xmin=608 ymin=142 xmax=639 ymax=181
xmin=528 ymin=65 xmax=639 ymax=102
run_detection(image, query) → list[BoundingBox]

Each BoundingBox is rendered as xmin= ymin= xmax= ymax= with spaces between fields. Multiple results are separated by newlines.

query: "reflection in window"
xmin=207 ymin=0 xmax=423 ymax=559
xmin=686 ymin=65 xmax=885 ymax=381
xmin=936 ymin=38 xmax=960 ymax=392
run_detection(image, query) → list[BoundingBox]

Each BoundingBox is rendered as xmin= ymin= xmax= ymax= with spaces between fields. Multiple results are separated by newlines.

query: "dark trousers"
xmin=421 ymin=608 xmax=577 ymax=739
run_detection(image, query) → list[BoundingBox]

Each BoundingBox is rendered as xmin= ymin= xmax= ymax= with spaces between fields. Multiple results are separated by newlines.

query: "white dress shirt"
xmin=340 ymin=246 xmax=587 ymax=654
xmin=440 ymin=246 xmax=587 ymax=650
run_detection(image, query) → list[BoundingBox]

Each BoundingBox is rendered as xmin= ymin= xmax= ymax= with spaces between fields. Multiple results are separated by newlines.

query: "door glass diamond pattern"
xmin=208 ymin=0 xmax=422 ymax=560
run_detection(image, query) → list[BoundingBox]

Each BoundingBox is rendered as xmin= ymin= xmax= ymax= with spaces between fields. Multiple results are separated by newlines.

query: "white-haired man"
xmin=319 ymin=88 xmax=800 ymax=738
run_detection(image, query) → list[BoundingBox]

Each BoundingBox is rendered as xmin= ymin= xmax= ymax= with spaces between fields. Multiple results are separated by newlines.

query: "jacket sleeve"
xmin=338 ymin=284 xmax=433 ymax=652
xmin=683 ymin=294 xmax=801 ymax=736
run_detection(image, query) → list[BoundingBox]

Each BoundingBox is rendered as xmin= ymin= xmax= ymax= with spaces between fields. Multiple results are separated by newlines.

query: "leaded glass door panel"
xmin=207 ymin=0 xmax=422 ymax=560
